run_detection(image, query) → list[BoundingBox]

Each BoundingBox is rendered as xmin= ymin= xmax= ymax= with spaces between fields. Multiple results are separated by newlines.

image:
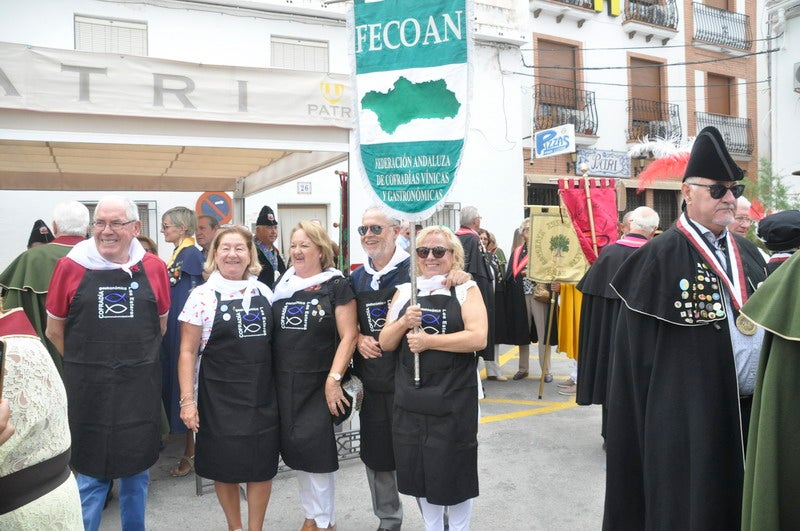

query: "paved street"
xmin=101 ymin=346 xmax=606 ymax=530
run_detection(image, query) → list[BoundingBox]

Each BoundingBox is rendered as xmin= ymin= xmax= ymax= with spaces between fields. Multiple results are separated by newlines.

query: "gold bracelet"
xmin=180 ymin=401 xmax=196 ymax=409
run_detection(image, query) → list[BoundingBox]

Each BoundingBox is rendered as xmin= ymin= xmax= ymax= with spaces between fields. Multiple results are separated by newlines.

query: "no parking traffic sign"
xmin=195 ymin=191 xmax=233 ymax=224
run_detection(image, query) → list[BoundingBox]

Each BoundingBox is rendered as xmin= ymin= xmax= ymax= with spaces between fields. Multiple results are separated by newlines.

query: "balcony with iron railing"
xmin=695 ymin=112 xmax=753 ymax=155
xmin=625 ymin=0 xmax=678 ymax=30
xmin=623 ymin=0 xmax=679 ymax=43
xmin=530 ymin=0 xmax=595 ymax=27
xmin=534 ymin=84 xmax=598 ymax=137
xmin=627 ymin=99 xmax=681 ymax=140
xmin=693 ymin=2 xmax=752 ymax=52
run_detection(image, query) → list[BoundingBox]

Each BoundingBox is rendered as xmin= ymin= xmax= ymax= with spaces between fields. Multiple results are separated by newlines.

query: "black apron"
xmin=272 ymin=286 xmax=339 ymax=473
xmin=195 ymin=291 xmax=280 ymax=483
xmin=393 ymin=288 xmax=479 ymax=506
xmin=353 ymin=282 xmax=398 ymax=471
xmin=63 ymin=264 xmax=162 ymax=479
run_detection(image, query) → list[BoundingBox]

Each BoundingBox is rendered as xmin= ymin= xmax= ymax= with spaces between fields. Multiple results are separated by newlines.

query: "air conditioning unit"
xmin=795 ymin=62 xmax=800 ymax=93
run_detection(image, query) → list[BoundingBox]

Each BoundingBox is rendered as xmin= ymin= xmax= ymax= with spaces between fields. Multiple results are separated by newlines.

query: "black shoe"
xmin=512 ymin=371 xmax=529 ymax=381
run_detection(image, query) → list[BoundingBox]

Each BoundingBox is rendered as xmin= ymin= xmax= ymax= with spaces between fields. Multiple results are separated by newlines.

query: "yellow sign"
xmin=593 ymin=0 xmax=621 ymax=16
xmin=527 ymin=206 xmax=589 ymax=283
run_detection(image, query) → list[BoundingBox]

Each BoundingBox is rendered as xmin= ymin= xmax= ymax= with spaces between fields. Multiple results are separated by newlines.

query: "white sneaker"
xmin=557 ymin=377 xmax=576 ymax=389
xmin=558 ymin=383 xmax=577 ymax=396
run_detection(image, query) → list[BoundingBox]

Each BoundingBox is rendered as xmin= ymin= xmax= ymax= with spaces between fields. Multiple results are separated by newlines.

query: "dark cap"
xmin=27 ymin=219 xmax=54 ymax=247
xmin=256 ymin=206 xmax=278 ymax=226
xmin=757 ymin=210 xmax=800 ymax=252
xmin=683 ymin=126 xmax=744 ymax=182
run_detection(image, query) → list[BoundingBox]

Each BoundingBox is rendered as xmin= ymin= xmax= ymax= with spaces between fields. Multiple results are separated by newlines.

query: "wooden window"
xmin=74 ymin=15 xmax=147 ymax=56
xmin=536 ymin=39 xmax=578 ymax=107
xmin=271 ymin=37 xmax=329 ymax=72
xmin=707 ymin=73 xmax=733 ymax=115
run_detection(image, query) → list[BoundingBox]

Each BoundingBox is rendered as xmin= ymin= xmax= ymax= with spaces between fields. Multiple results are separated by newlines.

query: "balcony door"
xmin=536 ymin=39 xmax=580 ymax=128
xmin=707 ymin=73 xmax=733 ymax=116
xmin=629 ymin=58 xmax=667 ymax=138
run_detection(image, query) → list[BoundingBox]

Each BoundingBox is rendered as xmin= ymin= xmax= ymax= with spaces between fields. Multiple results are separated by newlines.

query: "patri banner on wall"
xmin=0 ymin=41 xmax=352 ymax=129
xmin=352 ymin=0 xmax=470 ymax=221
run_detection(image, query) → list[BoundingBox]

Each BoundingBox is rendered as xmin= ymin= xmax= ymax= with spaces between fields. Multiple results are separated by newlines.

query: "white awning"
xmin=0 ymin=41 xmax=353 ymax=195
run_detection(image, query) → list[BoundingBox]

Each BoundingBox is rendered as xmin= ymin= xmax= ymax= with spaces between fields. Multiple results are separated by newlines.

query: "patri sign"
xmin=353 ymin=0 xmax=470 ymax=221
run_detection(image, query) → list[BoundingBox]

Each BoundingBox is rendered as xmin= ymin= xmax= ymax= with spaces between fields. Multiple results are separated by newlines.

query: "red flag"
xmin=749 ymin=197 xmax=765 ymax=221
xmin=558 ymin=178 xmax=618 ymax=264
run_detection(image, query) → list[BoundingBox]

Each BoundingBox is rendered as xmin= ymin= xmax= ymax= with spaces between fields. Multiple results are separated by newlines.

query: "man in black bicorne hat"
xmin=603 ymin=126 xmax=767 ymax=530
xmin=254 ymin=205 xmax=286 ymax=290
xmin=27 ymin=219 xmax=55 ymax=248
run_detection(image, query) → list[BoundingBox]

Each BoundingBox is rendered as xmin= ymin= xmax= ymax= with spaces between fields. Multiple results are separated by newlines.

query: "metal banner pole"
xmin=409 ymin=224 xmax=421 ymax=388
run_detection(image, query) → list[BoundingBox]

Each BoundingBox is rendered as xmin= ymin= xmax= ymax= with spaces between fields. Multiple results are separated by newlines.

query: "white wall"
xmin=771 ymin=12 xmax=800 ymax=190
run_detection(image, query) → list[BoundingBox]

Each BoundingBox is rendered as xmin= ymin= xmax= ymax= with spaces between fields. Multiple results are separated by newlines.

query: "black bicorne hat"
xmin=27 ymin=219 xmax=54 ymax=247
xmin=683 ymin=126 xmax=744 ymax=182
xmin=256 ymin=206 xmax=278 ymax=226
xmin=757 ymin=210 xmax=800 ymax=252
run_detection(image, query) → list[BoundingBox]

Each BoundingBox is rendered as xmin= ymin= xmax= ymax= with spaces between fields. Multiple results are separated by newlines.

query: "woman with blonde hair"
xmin=271 ymin=220 xmax=358 ymax=530
xmin=178 ymin=225 xmax=280 ymax=531
xmin=380 ymin=225 xmax=487 ymax=531
xmin=160 ymin=206 xmax=206 ymax=477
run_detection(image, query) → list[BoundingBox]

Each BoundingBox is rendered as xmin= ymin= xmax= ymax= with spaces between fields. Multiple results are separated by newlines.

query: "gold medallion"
xmin=736 ymin=313 xmax=757 ymax=336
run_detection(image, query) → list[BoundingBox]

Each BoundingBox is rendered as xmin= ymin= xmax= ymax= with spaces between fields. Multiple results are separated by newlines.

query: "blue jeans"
xmin=77 ymin=470 xmax=149 ymax=531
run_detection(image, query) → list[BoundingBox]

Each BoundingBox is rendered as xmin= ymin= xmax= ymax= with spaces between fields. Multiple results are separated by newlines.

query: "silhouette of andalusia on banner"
xmin=352 ymin=0 xmax=470 ymax=221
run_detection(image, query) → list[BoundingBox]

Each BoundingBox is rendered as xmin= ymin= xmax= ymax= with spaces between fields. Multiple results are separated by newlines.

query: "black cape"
xmin=575 ymin=235 xmax=645 ymax=406
xmin=603 ymin=225 xmax=766 ymax=531
xmin=495 ymin=245 xmax=557 ymax=346
xmin=256 ymin=244 xmax=286 ymax=290
xmin=458 ymin=230 xmax=495 ymax=360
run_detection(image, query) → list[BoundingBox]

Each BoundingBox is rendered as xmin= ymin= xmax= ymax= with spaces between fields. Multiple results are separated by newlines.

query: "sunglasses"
xmin=357 ymin=225 xmax=388 ymax=236
xmin=416 ymin=246 xmax=452 ymax=259
xmin=689 ymin=182 xmax=745 ymax=199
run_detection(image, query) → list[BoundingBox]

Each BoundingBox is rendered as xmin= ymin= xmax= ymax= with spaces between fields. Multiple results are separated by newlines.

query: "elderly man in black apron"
xmin=46 ymin=195 xmax=171 ymax=531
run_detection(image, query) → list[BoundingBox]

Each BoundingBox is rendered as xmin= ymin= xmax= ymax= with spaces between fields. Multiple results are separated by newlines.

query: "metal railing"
xmin=625 ymin=0 xmax=679 ymax=30
xmin=627 ymin=99 xmax=681 ymax=140
xmin=544 ymin=0 xmax=595 ymax=10
xmin=534 ymin=84 xmax=598 ymax=135
xmin=695 ymin=112 xmax=754 ymax=155
xmin=692 ymin=2 xmax=751 ymax=51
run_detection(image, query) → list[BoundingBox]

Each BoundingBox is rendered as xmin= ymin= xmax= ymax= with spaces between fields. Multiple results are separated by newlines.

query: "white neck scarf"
xmin=388 ymin=275 xmax=447 ymax=322
xmin=66 ymin=237 xmax=147 ymax=277
xmin=272 ymin=266 xmax=343 ymax=302
xmin=362 ymin=246 xmax=410 ymax=290
xmin=204 ymin=270 xmax=273 ymax=312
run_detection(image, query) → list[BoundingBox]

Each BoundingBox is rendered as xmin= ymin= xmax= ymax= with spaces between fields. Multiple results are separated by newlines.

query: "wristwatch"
xmin=328 ymin=372 xmax=342 ymax=382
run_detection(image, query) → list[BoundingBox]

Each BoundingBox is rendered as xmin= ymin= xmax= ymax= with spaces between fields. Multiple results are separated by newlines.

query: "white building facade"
xmin=0 ymin=0 xmax=529 ymax=268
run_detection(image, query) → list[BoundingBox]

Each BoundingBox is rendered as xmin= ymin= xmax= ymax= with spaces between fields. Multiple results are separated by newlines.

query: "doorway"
xmin=277 ymin=204 xmax=329 ymax=257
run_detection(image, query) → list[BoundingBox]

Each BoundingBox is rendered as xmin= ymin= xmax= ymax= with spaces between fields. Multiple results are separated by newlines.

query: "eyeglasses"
xmin=92 ymin=220 xmax=135 ymax=230
xmin=416 ymin=246 xmax=452 ymax=259
xmin=688 ymin=182 xmax=745 ymax=199
xmin=357 ymin=225 xmax=388 ymax=236
xmin=734 ymin=216 xmax=753 ymax=225
xmin=161 ymin=223 xmax=177 ymax=230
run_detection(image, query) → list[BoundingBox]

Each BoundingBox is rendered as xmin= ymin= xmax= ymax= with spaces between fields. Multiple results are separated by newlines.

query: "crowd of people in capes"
xmin=5 ymin=128 xmax=800 ymax=531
